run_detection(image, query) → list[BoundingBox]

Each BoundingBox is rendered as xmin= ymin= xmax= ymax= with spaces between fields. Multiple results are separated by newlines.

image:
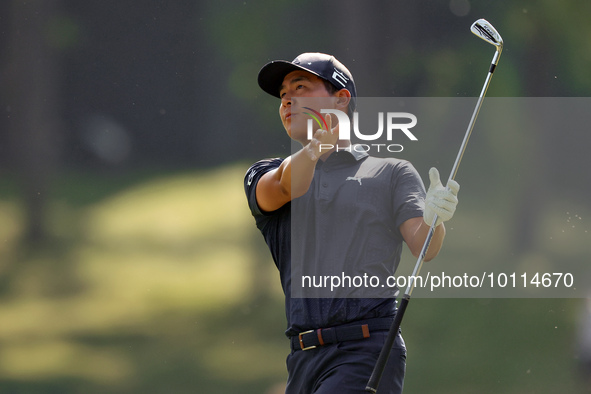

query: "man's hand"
xmin=304 ymin=114 xmax=338 ymax=160
xmin=423 ymin=167 xmax=460 ymax=227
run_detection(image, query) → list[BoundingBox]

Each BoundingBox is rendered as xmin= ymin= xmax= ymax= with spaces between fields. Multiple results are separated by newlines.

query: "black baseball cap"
xmin=257 ymin=52 xmax=357 ymax=100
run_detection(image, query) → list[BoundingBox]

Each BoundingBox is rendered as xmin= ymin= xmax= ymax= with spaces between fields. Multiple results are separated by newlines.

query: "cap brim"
xmin=257 ymin=60 xmax=323 ymax=98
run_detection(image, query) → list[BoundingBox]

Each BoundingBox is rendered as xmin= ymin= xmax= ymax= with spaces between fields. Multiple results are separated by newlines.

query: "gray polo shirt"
xmin=245 ymin=147 xmax=426 ymax=336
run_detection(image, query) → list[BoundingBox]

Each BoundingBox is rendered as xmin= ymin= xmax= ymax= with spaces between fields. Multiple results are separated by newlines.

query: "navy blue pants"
xmin=285 ymin=326 xmax=406 ymax=393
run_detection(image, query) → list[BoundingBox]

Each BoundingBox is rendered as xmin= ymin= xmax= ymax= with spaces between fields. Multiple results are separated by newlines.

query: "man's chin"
xmin=289 ymin=132 xmax=310 ymax=145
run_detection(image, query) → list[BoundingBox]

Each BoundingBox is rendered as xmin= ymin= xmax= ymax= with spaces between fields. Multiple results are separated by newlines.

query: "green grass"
xmin=0 ymin=164 xmax=588 ymax=393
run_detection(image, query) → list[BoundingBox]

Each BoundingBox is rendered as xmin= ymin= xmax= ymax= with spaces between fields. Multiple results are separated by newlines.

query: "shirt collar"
xmin=349 ymin=145 xmax=369 ymax=161
xmin=330 ymin=145 xmax=368 ymax=162
xmin=317 ymin=144 xmax=368 ymax=169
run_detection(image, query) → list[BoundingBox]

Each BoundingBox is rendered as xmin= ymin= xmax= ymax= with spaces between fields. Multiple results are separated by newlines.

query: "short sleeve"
xmin=244 ymin=158 xmax=284 ymax=217
xmin=390 ymin=161 xmax=426 ymax=231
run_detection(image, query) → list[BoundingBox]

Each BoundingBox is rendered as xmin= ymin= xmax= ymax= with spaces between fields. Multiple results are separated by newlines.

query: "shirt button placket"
xmin=320 ymin=168 xmax=329 ymax=199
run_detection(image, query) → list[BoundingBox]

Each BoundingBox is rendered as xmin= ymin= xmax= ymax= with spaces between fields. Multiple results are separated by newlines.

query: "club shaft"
xmin=365 ymin=295 xmax=409 ymax=392
xmin=408 ymin=49 xmax=498 ymax=297
xmin=365 ymin=48 xmax=501 ymax=393
xmin=448 ymin=57 xmax=496 ymax=184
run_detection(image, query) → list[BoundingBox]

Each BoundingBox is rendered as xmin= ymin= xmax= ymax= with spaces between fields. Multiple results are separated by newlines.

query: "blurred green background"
xmin=0 ymin=0 xmax=590 ymax=393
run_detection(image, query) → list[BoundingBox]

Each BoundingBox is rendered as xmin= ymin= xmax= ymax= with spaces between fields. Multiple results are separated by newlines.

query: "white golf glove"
xmin=423 ymin=167 xmax=460 ymax=227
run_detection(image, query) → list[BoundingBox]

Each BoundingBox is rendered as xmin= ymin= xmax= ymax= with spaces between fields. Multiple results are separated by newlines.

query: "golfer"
xmin=244 ymin=52 xmax=459 ymax=393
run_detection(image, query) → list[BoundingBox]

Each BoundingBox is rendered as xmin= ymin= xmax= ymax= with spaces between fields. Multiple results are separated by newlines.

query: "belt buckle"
xmin=298 ymin=330 xmax=316 ymax=351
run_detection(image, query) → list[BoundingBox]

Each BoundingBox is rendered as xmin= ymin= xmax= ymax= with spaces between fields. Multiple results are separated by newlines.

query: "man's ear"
xmin=335 ymin=89 xmax=352 ymax=111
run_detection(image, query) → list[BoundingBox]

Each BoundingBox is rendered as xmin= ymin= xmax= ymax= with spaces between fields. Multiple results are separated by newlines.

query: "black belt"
xmin=290 ymin=317 xmax=394 ymax=352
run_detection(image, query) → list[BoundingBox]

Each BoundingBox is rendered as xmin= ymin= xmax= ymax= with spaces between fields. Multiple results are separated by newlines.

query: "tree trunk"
xmin=5 ymin=0 xmax=63 ymax=243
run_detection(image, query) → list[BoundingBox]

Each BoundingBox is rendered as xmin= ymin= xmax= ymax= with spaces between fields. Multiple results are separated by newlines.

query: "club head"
xmin=471 ymin=19 xmax=503 ymax=53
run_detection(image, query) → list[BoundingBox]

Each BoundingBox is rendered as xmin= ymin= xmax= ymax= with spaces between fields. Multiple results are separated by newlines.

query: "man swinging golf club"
xmin=244 ymin=52 xmax=459 ymax=393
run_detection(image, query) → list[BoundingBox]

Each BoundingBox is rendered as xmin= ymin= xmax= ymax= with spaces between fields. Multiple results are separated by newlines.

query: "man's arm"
xmin=400 ymin=218 xmax=446 ymax=262
xmin=400 ymin=167 xmax=460 ymax=262
xmin=256 ymin=115 xmax=337 ymax=212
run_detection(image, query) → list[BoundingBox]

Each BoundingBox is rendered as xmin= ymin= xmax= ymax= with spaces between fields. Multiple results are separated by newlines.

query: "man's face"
xmin=278 ymin=70 xmax=337 ymax=144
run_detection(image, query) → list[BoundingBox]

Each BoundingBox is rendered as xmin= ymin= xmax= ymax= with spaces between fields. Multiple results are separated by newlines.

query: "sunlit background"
xmin=0 ymin=1 xmax=590 ymax=393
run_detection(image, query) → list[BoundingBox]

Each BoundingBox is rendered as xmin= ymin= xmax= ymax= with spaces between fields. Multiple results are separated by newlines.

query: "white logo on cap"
xmin=332 ymin=68 xmax=349 ymax=88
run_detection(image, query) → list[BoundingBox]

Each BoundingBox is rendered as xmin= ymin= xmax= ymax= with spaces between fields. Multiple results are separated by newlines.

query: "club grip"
xmin=365 ymin=294 xmax=410 ymax=393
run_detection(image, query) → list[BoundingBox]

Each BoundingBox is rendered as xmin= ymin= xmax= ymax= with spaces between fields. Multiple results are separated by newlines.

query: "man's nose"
xmin=281 ymin=93 xmax=291 ymax=107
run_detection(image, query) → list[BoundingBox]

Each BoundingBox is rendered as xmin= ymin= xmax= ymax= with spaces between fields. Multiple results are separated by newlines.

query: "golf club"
xmin=365 ymin=18 xmax=503 ymax=393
